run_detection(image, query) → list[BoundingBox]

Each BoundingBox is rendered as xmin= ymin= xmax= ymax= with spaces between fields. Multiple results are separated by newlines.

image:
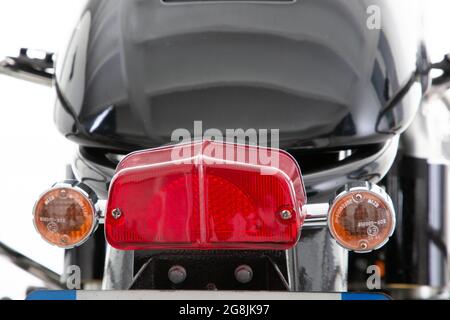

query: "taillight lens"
xmin=105 ymin=140 xmax=306 ymax=250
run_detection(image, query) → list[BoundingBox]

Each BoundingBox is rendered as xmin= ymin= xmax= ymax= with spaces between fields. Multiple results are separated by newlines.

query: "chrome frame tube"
xmin=303 ymin=203 xmax=329 ymax=229
xmin=287 ymin=204 xmax=348 ymax=292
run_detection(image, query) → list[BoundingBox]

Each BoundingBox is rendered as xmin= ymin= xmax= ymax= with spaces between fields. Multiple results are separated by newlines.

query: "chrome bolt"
xmin=168 ymin=265 xmax=187 ymax=284
xmin=111 ymin=208 xmax=122 ymax=219
xmin=235 ymin=265 xmax=253 ymax=284
xmin=279 ymin=209 xmax=292 ymax=220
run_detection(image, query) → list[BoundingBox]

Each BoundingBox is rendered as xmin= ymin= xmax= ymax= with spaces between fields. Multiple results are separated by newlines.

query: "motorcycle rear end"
xmin=1 ymin=0 xmax=450 ymax=300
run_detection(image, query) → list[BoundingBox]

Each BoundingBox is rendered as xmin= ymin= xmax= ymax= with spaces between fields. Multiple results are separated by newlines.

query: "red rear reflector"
xmin=105 ymin=140 xmax=306 ymax=250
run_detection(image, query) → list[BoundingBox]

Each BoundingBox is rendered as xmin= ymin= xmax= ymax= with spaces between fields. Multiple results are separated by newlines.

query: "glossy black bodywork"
xmin=55 ymin=0 xmax=427 ymax=153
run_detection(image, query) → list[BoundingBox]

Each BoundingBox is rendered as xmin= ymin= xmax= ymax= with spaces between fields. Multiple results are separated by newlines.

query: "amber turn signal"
xmin=33 ymin=181 xmax=98 ymax=248
xmin=328 ymin=182 xmax=395 ymax=253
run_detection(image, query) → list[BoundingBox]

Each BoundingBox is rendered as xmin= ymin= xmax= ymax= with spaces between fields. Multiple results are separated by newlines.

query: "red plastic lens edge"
xmin=105 ymin=140 xmax=306 ymax=250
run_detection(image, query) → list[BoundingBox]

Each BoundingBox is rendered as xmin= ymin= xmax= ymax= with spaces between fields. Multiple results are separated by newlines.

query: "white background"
xmin=0 ymin=0 xmax=86 ymax=299
xmin=0 ymin=0 xmax=450 ymax=299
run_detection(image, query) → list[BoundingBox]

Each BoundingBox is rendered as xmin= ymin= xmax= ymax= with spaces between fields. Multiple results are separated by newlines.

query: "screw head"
xmin=352 ymin=193 xmax=363 ymax=203
xmin=279 ymin=209 xmax=292 ymax=220
xmin=234 ymin=265 xmax=253 ymax=284
xmin=111 ymin=208 xmax=122 ymax=219
xmin=60 ymin=235 xmax=69 ymax=244
xmin=359 ymin=241 xmax=369 ymax=250
xmin=59 ymin=189 xmax=68 ymax=198
xmin=168 ymin=265 xmax=187 ymax=284
xmin=206 ymin=283 xmax=218 ymax=290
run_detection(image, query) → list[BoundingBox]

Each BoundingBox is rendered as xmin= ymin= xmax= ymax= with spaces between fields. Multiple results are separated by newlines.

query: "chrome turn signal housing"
xmin=32 ymin=181 xmax=99 ymax=249
xmin=327 ymin=182 xmax=396 ymax=253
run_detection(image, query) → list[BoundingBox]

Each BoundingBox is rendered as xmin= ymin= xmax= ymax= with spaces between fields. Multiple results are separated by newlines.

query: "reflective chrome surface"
xmin=102 ymin=245 xmax=134 ymax=290
xmin=288 ymin=228 xmax=348 ymax=292
xmin=303 ymin=203 xmax=329 ymax=228
xmin=288 ymin=203 xmax=349 ymax=292
xmin=303 ymin=136 xmax=399 ymax=202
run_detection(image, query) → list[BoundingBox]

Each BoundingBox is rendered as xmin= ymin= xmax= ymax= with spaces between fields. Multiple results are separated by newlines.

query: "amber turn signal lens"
xmin=33 ymin=185 xmax=97 ymax=248
xmin=328 ymin=184 xmax=395 ymax=252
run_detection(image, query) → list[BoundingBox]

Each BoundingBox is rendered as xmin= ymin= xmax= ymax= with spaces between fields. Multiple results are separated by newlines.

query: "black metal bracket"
xmin=0 ymin=48 xmax=55 ymax=86
xmin=431 ymin=54 xmax=450 ymax=87
xmin=0 ymin=241 xmax=63 ymax=289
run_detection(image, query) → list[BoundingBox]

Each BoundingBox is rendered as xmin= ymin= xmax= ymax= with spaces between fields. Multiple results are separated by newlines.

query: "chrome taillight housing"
xmin=105 ymin=140 xmax=307 ymax=250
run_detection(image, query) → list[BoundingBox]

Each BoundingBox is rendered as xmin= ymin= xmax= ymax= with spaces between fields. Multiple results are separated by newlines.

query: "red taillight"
xmin=105 ymin=140 xmax=306 ymax=250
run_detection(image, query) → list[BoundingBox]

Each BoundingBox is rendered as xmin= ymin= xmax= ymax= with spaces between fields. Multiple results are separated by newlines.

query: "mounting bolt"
xmin=279 ymin=209 xmax=292 ymax=220
xmin=359 ymin=241 xmax=369 ymax=250
xmin=168 ymin=265 xmax=187 ymax=284
xmin=235 ymin=265 xmax=253 ymax=284
xmin=111 ymin=208 xmax=122 ymax=219
xmin=206 ymin=283 xmax=218 ymax=290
